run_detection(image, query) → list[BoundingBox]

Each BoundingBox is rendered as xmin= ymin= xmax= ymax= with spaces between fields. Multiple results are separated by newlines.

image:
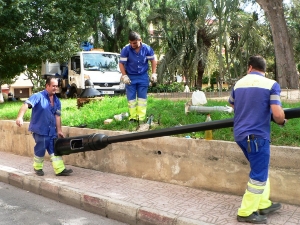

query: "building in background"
xmin=1 ymin=74 xmax=33 ymax=99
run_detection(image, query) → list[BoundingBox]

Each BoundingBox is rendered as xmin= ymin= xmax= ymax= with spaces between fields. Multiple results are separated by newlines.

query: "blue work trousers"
xmin=236 ymin=136 xmax=270 ymax=182
xmin=236 ymin=136 xmax=272 ymax=216
xmin=126 ymin=74 xmax=149 ymax=100
xmin=32 ymin=133 xmax=56 ymax=157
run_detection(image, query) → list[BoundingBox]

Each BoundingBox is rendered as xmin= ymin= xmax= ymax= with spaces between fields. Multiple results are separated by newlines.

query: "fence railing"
xmin=281 ymin=88 xmax=300 ymax=100
xmin=148 ymin=90 xmax=231 ymax=99
xmin=148 ymin=89 xmax=300 ymax=101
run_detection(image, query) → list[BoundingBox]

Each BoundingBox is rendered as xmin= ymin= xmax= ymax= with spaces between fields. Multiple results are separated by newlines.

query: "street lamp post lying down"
xmin=54 ymin=108 xmax=300 ymax=156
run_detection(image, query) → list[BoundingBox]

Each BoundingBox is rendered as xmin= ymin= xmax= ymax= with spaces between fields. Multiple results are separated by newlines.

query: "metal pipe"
xmin=184 ymin=102 xmax=233 ymax=114
xmin=55 ymin=133 xmax=109 ymax=156
xmin=107 ymin=118 xmax=233 ymax=144
xmin=54 ymin=107 xmax=300 ymax=156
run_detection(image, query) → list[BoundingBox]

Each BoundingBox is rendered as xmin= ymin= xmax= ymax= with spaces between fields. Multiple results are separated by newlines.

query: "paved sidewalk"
xmin=0 ymin=151 xmax=299 ymax=225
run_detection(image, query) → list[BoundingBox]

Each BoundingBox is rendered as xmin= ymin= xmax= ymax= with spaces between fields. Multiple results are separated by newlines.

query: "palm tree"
xmin=87 ymin=0 xmax=155 ymax=52
xmin=210 ymin=0 xmax=276 ymax=89
xmin=152 ymin=0 xmax=217 ymax=89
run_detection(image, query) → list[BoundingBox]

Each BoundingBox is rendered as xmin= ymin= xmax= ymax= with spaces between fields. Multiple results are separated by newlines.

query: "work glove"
xmin=121 ymin=75 xmax=131 ymax=85
xmin=151 ymin=73 xmax=157 ymax=83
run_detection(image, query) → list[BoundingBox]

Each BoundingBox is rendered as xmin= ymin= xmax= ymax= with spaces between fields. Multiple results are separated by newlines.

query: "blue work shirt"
xmin=25 ymin=90 xmax=61 ymax=136
xmin=119 ymin=43 xmax=155 ymax=76
xmin=228 ymin=72 xmax=282 ymax=141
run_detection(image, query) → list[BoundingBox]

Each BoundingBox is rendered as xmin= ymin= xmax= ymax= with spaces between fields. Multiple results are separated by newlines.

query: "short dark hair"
xmin=248 ymin=55 xmax=266 ymax=72
xmin=128 ymin=31 xmax=141 ymax=41
xmin=46 ymin=77 xmax=57 ymax=86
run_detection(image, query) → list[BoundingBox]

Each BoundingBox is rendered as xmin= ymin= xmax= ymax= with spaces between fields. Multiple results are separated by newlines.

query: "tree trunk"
xmin=0 ymin=84 xmax=3 ymax=103
xmin=256 ymin=0 xmax=298 ymax=88
xmin=196 ymin=60 xmax=204 ymax=90
xmin=196 ymin=28 xmax=213 ymax=90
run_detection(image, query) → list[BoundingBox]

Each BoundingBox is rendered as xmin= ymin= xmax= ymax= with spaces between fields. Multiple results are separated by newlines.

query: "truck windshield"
xmin=83 ymin=53 xmax=120 ymax=72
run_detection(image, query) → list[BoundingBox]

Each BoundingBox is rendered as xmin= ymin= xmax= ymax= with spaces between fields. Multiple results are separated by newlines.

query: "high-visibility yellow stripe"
xmin=51 ymin=156 xmax=63 ymax=162
xmin=249 ymin=178 xmax=266 ymax=186
xmin=234 ymin=74 xmax=276 ymax=90
xmin=34 ymin=156 xmax=44 ymax=163
xmin=247 ymin=179 xmax=266 ymax=194
xmin=137 ymin=98 xmax=147 ymax=107
xmin=247 ymin=186 xmax=264 ymax=194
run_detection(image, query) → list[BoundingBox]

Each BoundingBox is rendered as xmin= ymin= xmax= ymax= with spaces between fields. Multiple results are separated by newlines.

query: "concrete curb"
xmin=0 ymin=167 xmax=213 ymax=225
xmin=2 ymin=119 xmax=300 ymax=206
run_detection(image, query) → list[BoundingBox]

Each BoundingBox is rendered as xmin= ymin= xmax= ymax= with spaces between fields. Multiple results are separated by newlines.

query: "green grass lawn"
xmin=1 ymin=96 xmax=300 ymax=147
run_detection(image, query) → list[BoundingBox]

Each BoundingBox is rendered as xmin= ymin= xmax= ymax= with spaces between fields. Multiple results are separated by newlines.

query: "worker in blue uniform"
xmin=119 ymin=31 xmax=157 ymax=122
xmin=16 ymin=77 xmax=73 ymax=176
xmin=229 ymin=55 xmax=286 ymax=224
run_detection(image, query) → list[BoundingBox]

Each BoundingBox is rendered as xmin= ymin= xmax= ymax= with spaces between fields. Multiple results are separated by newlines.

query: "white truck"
xmin=42 ymin=49 xmax=125 ymax=98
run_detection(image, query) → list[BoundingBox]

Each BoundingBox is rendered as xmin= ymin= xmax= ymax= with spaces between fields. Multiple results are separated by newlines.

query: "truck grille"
xmin=93 ymin=82 xmax=119 ymax=88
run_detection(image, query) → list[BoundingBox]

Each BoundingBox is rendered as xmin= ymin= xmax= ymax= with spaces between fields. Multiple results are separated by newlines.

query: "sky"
xmin=242 ymin=0 xmax=292 ymax=23
xmin=243 ymin=0 xmax=292 ymax=13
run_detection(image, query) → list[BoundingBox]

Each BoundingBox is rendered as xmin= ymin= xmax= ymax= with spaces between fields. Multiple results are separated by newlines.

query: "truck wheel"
xmin=61 ymin=92 xmax=67 ymax=99
xmin=69 ymin=88 xmax=78 ymax=98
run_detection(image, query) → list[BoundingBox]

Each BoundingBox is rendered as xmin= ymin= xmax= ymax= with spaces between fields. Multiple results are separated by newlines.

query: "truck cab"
xmin=42 ymin=49 xmax=125 ymax=98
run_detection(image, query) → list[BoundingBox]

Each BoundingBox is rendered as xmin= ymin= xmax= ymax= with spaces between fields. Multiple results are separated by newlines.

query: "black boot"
xmin=259 ymin=202 xmax=282 ymax=215
xmin=237 ymin=212 xmax=267 ymax=224
xmin=56 ymin=168 xmax=73 ymax=176
xmin=34 ymin=169 xmax=44 ymax=176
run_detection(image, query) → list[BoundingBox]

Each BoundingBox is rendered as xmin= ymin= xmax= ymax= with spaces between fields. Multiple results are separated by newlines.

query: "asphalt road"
xmin=0 ymin=182 xmax=128 ymax=225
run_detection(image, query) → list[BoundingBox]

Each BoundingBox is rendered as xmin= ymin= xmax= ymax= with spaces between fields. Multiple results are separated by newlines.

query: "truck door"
xmin=68 ymin=56 xmax=81 ymax=97
xmin=71 ymin=56 xmax=81 ymax=74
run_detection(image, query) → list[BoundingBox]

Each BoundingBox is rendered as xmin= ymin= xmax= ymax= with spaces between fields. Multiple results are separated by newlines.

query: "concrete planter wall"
xmin=1 ymin=120 xmax=300 ymax=206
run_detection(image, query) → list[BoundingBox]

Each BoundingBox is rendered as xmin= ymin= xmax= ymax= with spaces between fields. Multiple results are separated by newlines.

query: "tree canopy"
xmin=0 ymin=0 xmax=299 ymax=90
xmin=0 ymin=0 xmax=100 ymax=82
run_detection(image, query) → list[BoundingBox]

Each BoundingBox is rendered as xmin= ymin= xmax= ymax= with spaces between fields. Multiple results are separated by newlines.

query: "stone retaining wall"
xmin=1 ymin=120 xmax=300 ymax=205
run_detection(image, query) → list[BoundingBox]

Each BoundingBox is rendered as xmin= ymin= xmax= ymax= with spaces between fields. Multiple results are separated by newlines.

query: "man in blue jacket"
xmin=229 ymin=55 xmax=285 ymax=224
xmin=16 ymin=77 xmax=73 ymax=176
xmin=119 ymin=31 xmax=157 ymax=122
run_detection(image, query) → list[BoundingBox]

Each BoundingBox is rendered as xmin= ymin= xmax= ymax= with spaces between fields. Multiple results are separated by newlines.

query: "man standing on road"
xmin=228 ymin=55 xmax=285 ymax=224
xmin=119 ymin=31 xmax=157 ymax=122
xmin=16 ymin=77 xmax=73 ymax=176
